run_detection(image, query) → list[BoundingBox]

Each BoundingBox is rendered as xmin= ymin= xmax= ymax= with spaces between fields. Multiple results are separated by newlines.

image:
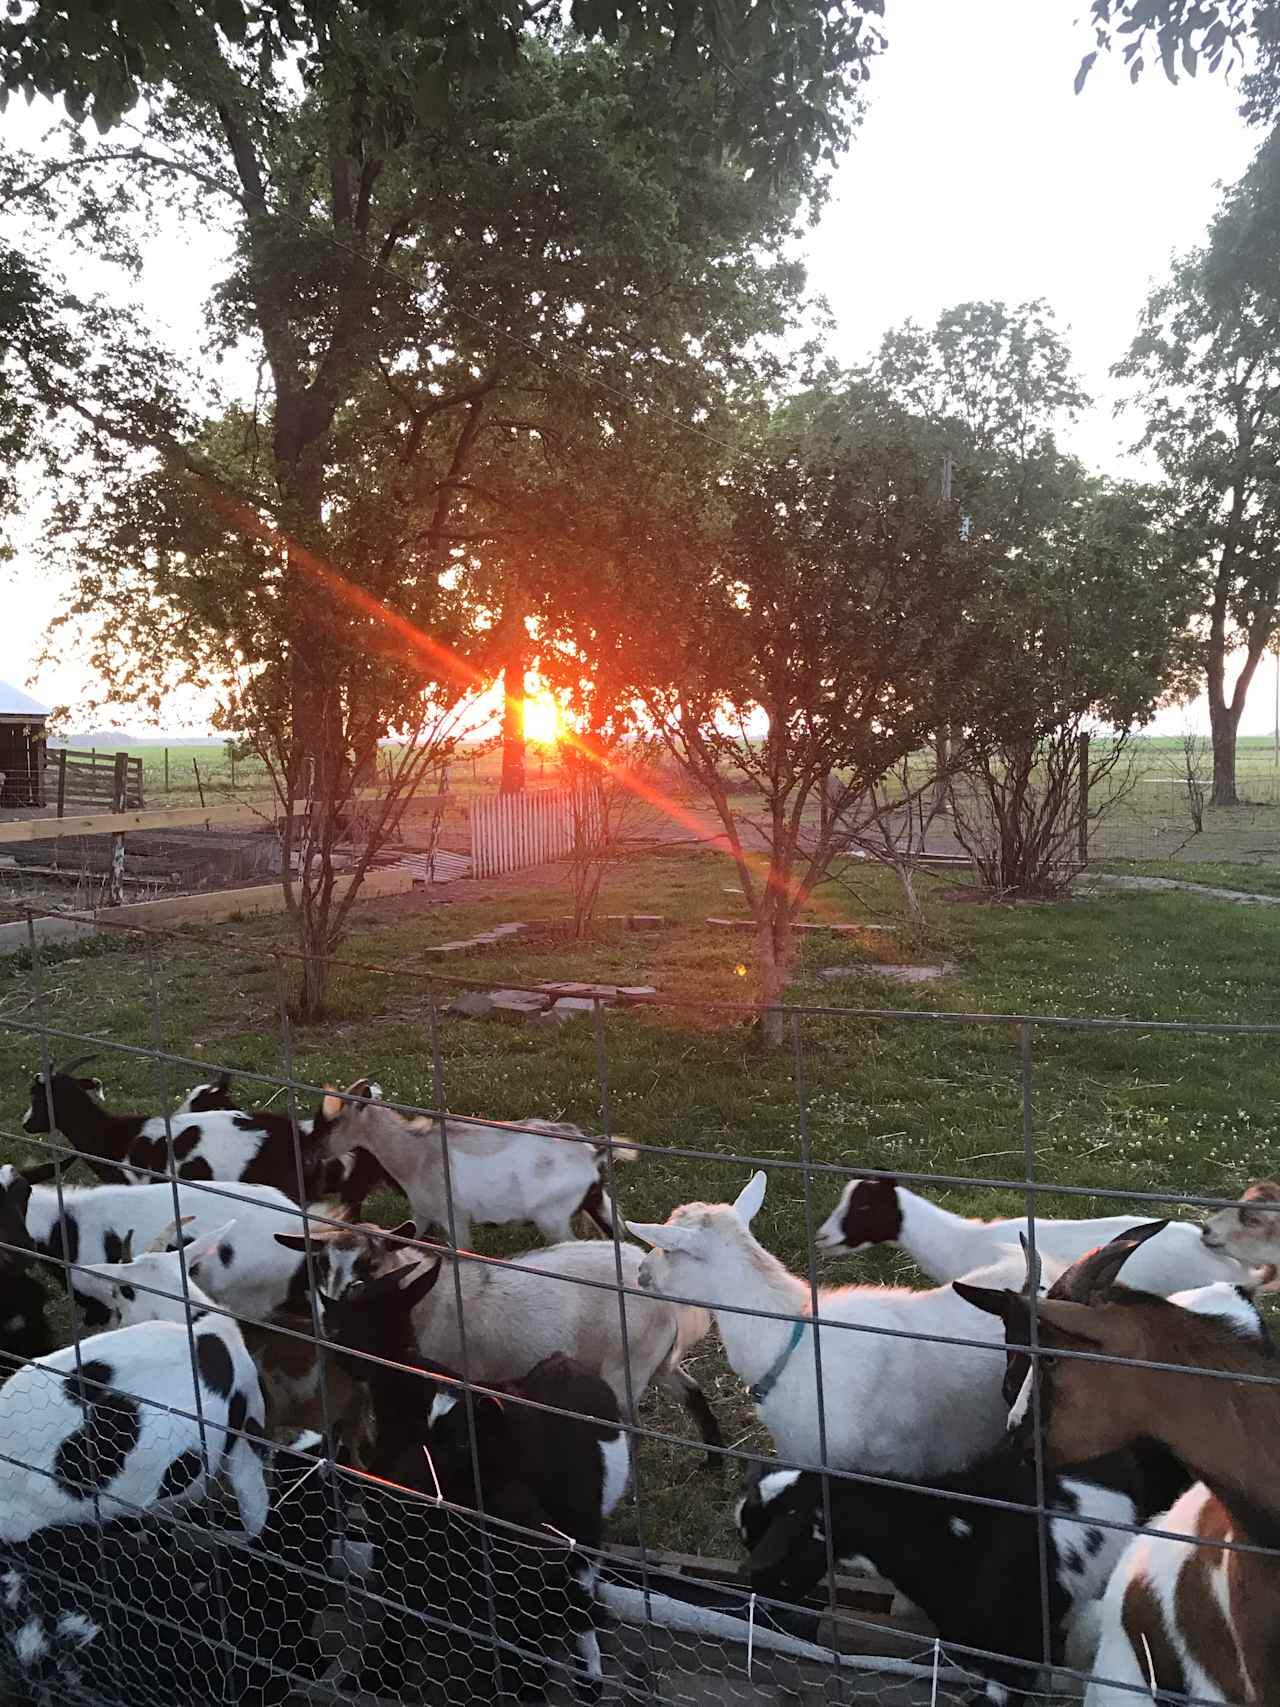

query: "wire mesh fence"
xmin=1089 ymin=770 xmax=1280 ymax=866
xmin=0 ymin=903 xmax=1274 ymax=1707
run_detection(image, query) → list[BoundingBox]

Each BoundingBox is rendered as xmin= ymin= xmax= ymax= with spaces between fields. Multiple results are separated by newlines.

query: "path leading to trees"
xmin=1083 ymin=872 xmax=1280 ymax=907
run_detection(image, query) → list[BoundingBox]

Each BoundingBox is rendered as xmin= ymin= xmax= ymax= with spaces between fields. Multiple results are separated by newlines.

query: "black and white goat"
xmin=22 ymin=1060 xmax=323 ymax=1202
xmin=0 ymin=1430 xmax=341 ymax=1706
xmin=0 ymin=1188 xmax=52 ymax=1373
xmin=176 ymin=1072 xmax=392 ymax=1219
xmin=321 ymin=1260 xmax=630 ymax=1550
xmin=736 ymin=1445 xmax=1142 ymax=1704
xmin=815 ymin=1175 xmax=1262 ymax=1292
xmin=0 ymin=1163 xmax=317 ymax=1327
xmin=311 ymin=1078 xmax=635 ymax=1244
xmin=0 ymin=1219 xmax=269 ymax=1542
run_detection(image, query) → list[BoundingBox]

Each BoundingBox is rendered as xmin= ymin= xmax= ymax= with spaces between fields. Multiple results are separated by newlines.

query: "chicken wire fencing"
xmin=0 ymin=906 xmax=1273 ymax=1707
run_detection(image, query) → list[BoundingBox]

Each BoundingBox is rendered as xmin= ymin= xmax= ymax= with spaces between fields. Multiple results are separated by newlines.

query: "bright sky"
xmin=1 ymin=0 xmax=1271 ymax=733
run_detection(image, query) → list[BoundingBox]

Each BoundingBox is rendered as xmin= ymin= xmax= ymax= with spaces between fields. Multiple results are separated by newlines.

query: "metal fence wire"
xmin=0 ymin=905 xmax=1275 ymax=1707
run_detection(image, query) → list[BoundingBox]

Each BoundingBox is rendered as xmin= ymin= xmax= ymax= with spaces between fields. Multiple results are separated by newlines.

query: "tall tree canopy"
xmin=1117 ymin=132 xmax=1280 ymax=806
xmin=5 ymin=2 xmax=878 ymax=1011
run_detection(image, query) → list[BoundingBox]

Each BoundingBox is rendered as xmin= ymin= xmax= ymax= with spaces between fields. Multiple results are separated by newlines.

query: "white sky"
xmin=1 ymin=0 xmax=1272 ymax=733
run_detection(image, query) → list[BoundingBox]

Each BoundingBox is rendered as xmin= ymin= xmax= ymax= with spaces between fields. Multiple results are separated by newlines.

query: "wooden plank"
xmin=0 ymin=801 xmax=274 ymax=844
xmin=0 ymin=792 xmax=454 ymax=848
xmin=96 ymin=864 xmax=414 ymax=926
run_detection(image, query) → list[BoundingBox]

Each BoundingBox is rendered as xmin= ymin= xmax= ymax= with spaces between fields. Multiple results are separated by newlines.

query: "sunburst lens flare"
xmin=523 ymin=694 xmax=561 ymax=745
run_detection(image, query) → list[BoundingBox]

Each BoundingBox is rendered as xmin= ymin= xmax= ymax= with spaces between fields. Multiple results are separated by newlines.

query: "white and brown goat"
xmin=958 ymin=1221 xmax=1280 ymax=1704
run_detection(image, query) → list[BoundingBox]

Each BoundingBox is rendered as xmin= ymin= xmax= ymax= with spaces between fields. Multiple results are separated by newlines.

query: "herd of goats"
xmin=0 ymin=1056 xmax=1273 ymax=1706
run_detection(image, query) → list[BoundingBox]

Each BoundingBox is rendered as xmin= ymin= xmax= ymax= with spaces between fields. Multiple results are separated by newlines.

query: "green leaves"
xmin=1077 ymin=0 xmax=1280 ymax=124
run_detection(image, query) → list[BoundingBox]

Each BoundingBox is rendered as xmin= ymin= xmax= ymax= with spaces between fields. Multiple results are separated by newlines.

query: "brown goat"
xmin=958 ymin=1222 xmax=1280 ymax=1703
xmin=238 ymin=1312 xmax=370 ymax=1459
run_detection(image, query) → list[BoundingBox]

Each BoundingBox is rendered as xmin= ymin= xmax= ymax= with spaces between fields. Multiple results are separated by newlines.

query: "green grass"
xmin=1 ymin=847 xmax=1277 ymax=1559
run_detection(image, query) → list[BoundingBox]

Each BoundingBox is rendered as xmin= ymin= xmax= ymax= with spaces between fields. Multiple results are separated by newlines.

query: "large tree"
xmin=8 ymin=4 xmax=876 ymax=1014
xmin=570 ymin=384 xmax=999 ymax=1041
xmin=1116 ymin=134 xmax=1280 ymax=807
xmin=869 ymin=301 xmax=1192 ymax=893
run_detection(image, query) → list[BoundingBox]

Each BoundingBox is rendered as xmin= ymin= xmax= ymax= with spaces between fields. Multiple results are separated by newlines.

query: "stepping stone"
xmin=535 ymin=981 xmax=597 ymax=997
xmin=425 ymin=940 xmax=485 ymax=955
xmin=488 ymin=989 xmax=551 ymax=1019
xmin=529 ymin=995 xmax=597 ymax=1030
xmin=626 ymin=914 xmax=665 ymax=930
xmin=448 ymin=990 xmax=495 ymax=1017
xmin=490 ymin=922 xmax=527 ymax=935
xmin=616 ymin=986 xmax=659 ymax=1004
xmin=819 ymin=963 xmax=955 ymax=984
xmin=706 ymin=916 xmax=754 ymax=930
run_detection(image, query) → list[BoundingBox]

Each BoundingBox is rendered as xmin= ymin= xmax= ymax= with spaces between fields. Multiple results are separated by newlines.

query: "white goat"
xmin=311 ymin=1081 xmax=634 ymax=1245
xmin=628 ymin=1172 xmax=1018 ymax=1475
xmin=277 ymin=1221 xmax=723 ymax=1461
xmin=0 ymin=1221 xmax=269 ymax=1542
xmin=1201 ymin=1179 xmax=1280 ymax=1285
xmin=815 ymin=1175 xmax=1263 ymax=1294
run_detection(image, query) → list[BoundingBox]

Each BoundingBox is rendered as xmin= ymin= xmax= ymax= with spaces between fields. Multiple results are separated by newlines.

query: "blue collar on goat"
xmin=749 ymin=1319 xmax=807 ymax=1404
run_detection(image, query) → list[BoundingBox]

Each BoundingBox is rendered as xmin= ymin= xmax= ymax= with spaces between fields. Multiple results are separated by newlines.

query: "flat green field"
xmin=1 ymin=845 xmax=1276 ymax=1559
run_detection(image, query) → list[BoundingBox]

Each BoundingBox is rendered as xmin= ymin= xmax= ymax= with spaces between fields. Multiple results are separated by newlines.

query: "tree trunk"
xmin=500 ymin=625 xmax=529 ymax=795
xmin=297 ymin=943 xmax=329 ymax=1023
xmin=1209 ymin=697 xmax=1240 ymax=807
xmin=756 ymin=914 xmax=793 ymax=1048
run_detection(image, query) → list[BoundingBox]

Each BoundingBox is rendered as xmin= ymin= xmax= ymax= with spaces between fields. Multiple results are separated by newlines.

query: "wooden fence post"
xmin=1077 ymin=733 xmax=1090 ymax=868
xmin=164 ymin=747 xmax=169 ymax=793
xmin=108 ymin=751 xmax=129 ymax=905
xmin=55 ymin=750 xmax=67 ymax=819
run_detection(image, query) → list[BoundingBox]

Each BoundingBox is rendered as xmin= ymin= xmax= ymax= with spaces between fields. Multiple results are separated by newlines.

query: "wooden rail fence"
xmin=47 ymin=749 xmax=144 ymax=815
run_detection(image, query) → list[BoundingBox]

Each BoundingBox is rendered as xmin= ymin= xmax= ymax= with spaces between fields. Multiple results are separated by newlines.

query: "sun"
xmin=523 ymin=693 xmax=561 ymax=746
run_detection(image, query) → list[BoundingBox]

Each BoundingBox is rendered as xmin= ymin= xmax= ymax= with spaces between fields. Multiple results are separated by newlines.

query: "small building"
xmin=0 ymin=681 xmax=50 ymax=807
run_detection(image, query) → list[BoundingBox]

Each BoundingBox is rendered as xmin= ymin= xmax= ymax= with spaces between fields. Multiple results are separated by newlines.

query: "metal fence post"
xmin=1077 ymin=731 xmax=1090 ymax=868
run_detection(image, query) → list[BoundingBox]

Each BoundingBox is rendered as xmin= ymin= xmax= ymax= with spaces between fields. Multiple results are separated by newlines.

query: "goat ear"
xmin=953 ymin=1281 xmax=1027 ymax=1328
xmin=274 ymin=1227 xmax=343 ymax=1250
xmin=396 ymin=1259 xmax=442 ymax=1309
xmin=320 ymin=1090 xmax=345 ymax=1122
xmin=625 ymin=1220 xmax=697 ymax=1253
xmin=180 ymin=1219 xmax=236 ymax=1269
xmin=733 ymin=1170 xmax=767 ymax=1225
xmin=18 ymin=1162 xmax=57 ymax=1188
xmin=120 ymin=1230 xmax=134 ymax=1265
xmin=1051 ymin=1220 xmax=1169 ymax=1303
xmin=384 ymin=1221 xmax=417 ymax=1244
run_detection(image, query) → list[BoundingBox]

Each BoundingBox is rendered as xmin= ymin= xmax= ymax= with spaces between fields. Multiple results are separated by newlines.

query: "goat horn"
xmin=1018 ymin=1231 xmax=1043 ymax=1295
xmin=1049 ymin=1219 xmax=1170 ymax=1303
xmin=143 ymin=1216 xmax=195 ymax=1255
xmin=57 ymin=1054 xmax=99 ymax=1076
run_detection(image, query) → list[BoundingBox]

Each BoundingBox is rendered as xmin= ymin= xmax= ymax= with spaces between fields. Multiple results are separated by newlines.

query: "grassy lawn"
xmin=1 ymin=846 xmax=1278 ymax=1561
